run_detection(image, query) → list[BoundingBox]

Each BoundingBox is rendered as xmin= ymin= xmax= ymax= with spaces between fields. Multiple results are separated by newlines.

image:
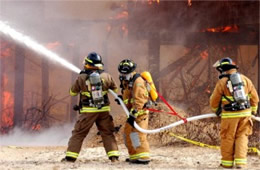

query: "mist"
xmin=0 ymin=123 xmax=73 ymax=146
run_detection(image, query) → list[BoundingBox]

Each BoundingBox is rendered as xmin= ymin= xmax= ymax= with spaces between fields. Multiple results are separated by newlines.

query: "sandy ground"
xmin=0 ymin=144 xmax=259 ymax=170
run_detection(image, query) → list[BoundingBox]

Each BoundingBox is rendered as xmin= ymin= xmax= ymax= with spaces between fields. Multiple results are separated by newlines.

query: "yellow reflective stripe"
xmin=81 ymin=91 xmax=91 ymax=97
xmin=130 ymin=152 xmax=150 ymax=160
xmin=102 ymin=91 xmax=108 ymax=95
xmin=107 ymin=150 xmax=120 ymax=157
xmin=66 ymin=151 xmax=79 ymax=158
xmin=221 ymin=96 xmax=234 ymax=102
xmin=221 ymin=62 xmax=231 ymax=65
xmin=234 ymin=158 xmax=247 ymax=165
xmin=70 ymin=89 xmax=78 ymax=96
xmin=80 ymin=106 xmax=110 ymax=113
xmin=85 ymin=58 xmax=93 ymax=63
xmin=221 ymin=160 xmax=233 ymax=166
xmin=130 ymin=108 xmax=149 ymax=117
xmin=113 ymin=89 xmax=118 ymax=93
xmin=251 ymin=106 xmax=258 ymax=112
xmin=221 ymin=111 xmax=251 ymax=118
xmin=135 ymin=83 xmax=142 ymax=87
xmin=130 ymin=98 xmax=134 ymax=103
xmin=211 ymin=107 xmax=218 ymax=112
xmin=123 ymin=99 xmax=129 ymax=104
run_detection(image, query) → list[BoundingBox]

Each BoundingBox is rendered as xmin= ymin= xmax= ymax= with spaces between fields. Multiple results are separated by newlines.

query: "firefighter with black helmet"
xmin=210 ymin=57 xmax=259 ymax=169
xmin=62 ymin=52 xmax=120 ymax=163
xmin=117 ymin=59 xmax=151 ymax=165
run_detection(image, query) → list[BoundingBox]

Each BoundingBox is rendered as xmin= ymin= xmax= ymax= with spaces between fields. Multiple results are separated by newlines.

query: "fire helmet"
xmin=84 ymin=52 xmax=103 ymax=68
xmin=118 ymin=59 xmax=136 ymax=74
xmin=213 ymin=57 xmax=238 ymax=73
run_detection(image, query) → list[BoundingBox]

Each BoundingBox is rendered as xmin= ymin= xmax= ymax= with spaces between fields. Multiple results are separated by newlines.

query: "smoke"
xmin=0 ymin=123 xmax=74 ymax=146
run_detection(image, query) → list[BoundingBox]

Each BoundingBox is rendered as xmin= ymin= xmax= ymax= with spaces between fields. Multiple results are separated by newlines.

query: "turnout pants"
xmin=124 ymin=114 xmax=150 ymax=160
xmin=66 ymin=111 xmax=119 ymax=159
xmin=220 ymin=116 xmax=253 ymax=167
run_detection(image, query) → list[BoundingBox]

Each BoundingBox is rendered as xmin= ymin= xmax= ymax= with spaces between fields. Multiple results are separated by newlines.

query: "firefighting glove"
xmin=127 ymin=114 xmax=136 ymax=128
xmin=115 ymin=95 xmax=123 ymax=105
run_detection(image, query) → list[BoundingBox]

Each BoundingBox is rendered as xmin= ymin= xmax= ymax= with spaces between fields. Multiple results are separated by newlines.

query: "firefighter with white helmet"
xmin=62 ymin=52 xmax=119 ymax=163
xmin=210 ymin=57 xmax=259 ymax=169
xmin=117 ymin=59 xmax=151 ymax=165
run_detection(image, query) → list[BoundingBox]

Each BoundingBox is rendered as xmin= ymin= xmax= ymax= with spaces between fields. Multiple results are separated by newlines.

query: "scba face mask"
xmin=119 ymin=73 xmax=132 ymax=81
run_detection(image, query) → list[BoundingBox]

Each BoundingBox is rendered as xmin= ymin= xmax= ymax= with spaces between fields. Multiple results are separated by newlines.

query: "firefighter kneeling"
xmin=62 ymin=52 xmax=119 ymax=163
xmin=210 ymin=57 xmax=259 ymax=169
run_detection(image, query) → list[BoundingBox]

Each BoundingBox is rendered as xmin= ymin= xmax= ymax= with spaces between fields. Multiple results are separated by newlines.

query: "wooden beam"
xmin=14 ymin=45 xmax=25 ymax=127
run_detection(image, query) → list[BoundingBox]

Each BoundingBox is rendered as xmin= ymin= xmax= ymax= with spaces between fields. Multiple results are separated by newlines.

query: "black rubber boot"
xmin=61 ymin=156 xmax=76 ymax=163
xmin=109 ymin=156 xmax=119 ymax=162
xmin=129 ymin=159 xmax=150 ymax=165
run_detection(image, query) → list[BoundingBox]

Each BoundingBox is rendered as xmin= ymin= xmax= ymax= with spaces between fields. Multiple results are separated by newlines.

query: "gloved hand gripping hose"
xmin=109 ymin=90 xmax=260 ymax=134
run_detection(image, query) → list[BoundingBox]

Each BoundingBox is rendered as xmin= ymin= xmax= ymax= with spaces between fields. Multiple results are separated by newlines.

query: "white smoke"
xmin=0 ymin=124 xmax=74 ymax=146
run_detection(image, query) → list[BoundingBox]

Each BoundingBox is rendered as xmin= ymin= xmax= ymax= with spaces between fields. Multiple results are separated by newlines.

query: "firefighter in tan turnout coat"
xmin=210 ymin=57 xmax=259 ymax=169
xmin=117 ymin=59 xmax=150 ymax=165
xmin=62 ymin=52 xmax=119 ymax=163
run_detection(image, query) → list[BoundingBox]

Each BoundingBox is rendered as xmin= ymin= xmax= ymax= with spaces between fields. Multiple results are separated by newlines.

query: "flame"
xmin=1 ymin=91 xmax=14 ymax=133
xmin=188 ymin=0 xmax=192 ymax=6
xmin=147 ymin=0 xmax=160 ymax=5
xmin=202 ymin=25 xmax=239 ymax=33
xmin=200 ymin=50 xmax=208 ymax=59
xmin=112 ymin=11 xmax=128 ymax=20
xmin=32 ymin=124 xmax=41 ymax=131
xmin=0 ymin=41 xmax=12 ymax=58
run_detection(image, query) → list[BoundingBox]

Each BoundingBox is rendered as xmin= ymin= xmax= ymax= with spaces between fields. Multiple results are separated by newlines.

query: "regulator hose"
xmin=109 ymin=90 xmax=260 ymax=134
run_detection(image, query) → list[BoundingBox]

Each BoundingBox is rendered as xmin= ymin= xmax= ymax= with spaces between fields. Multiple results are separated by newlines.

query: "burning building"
xmin=0 ymin=1 xmax=259 ymax=134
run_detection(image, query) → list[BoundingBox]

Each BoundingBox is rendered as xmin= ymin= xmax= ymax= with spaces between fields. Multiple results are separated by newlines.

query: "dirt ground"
xmin=0 ymin=144 xmax=259 ymax=170
xmin=1 ymin=104 xmax=259 ymax=170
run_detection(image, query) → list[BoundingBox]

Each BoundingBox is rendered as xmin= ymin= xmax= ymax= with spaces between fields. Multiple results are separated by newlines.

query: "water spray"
xmin=0 ymin=21 xmax=81 ymax=73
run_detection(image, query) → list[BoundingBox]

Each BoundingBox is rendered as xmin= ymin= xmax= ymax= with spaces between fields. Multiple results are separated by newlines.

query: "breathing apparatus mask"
xmin=119 ymin=73 xmax=132 ymax=81
xmin=88 ymin=72 xmax=104 ymax=109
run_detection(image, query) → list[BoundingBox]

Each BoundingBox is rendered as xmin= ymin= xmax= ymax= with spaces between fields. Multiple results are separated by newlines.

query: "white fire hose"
xmin=109 ymin=90 xmax=260 ymax=134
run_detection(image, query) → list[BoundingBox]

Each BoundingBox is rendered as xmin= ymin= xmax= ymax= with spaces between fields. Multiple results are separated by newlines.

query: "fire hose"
xmin=109 ymin=89 xmax=260 ymax=134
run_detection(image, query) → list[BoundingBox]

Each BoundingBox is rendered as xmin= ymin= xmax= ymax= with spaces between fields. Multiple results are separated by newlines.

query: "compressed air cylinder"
xmin=230 ymin=73 xmax=246 ymax=104
xmin=141 ymin=71 xmax=158 ymax=101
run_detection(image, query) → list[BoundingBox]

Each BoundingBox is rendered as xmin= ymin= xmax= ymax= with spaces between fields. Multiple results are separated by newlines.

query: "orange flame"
xmin=0 ymin=42 xmax=12 ymax=58
xmin=202 ymin=25 xmax=239 ymax=33
xmin=147 ymin=0 xmax=160 ymax=5
xmin=32 ymin=124 xmax=41 ymax=131
xmin=1 ymin=91 xmax=14 ymax=131
xmin=188 ymin=0 xmax=192 ymax=6
xmin=200 ymin=50 xmax=208 ymax=59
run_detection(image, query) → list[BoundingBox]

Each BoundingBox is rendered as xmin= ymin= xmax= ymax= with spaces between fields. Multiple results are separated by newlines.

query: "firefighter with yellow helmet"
xmin=117 ymin=59 xmax=151 ymax=164
xmin=210 ymin=57 xmax=259 ymax=169
xmin=62 ymin=52 xmax=119 ymax=163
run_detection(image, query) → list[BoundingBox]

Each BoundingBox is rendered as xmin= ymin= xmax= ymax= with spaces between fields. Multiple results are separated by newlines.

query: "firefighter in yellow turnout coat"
xmin=117 ymin=59 xmax=150 ymax=164
xmin=210 ymin=57 xmax=259 ymax=169
xmin=62 ymin=52 xmax=119 ymax=163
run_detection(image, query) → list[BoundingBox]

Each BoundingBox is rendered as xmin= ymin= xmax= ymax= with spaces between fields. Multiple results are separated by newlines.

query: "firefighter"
xmin=62 ymin=52 xmax=120 ymax=163
xmin=117 ymin=59 xmax=151 ymax=165
xmin=210 ymin=57 xmax=259 ymax=169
